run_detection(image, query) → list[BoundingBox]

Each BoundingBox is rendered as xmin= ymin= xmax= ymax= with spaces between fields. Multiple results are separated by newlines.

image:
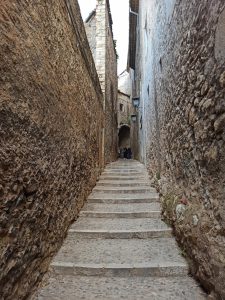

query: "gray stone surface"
xmin=103 ymin=170 xmax=148 ymax=174
xmin=79 ymin=211 xmax=161 ymax=218
xmin=93 ymin=186 xmax=156 ymax=193
xmin=82 ymin=202 xmax=161 ymax=212
xmin=71 ymin=217 xmax=170 ymax=232
xmin=36 ymin=160 xmax=206 ymax=299
xmin=88 ymin=196 xmax=160 ymax=204
xmin=36 ymin=274 xmax=206 ymax=300
xmin=51 ymin=237 xmax=186 ymax=265
xmin=100 ymin=175 xmax=148 ymax=180
xmin=88 ymin=193 xmax=159 ymax=203
xmin=97 ymin=180 xmax=151 ymax=186
xmin=69 ymin=228 xmax=172 ymax=239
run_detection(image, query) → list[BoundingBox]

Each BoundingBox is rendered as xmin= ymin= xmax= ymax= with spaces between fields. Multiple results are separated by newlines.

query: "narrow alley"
xmin=37 ymin=160 xmax=205 ymax=299
xmin=0 ymin=0 xmax=225 ymax=299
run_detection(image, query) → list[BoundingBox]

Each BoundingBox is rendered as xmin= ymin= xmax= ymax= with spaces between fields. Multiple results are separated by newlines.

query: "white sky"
xmin=78 ymin=0 xmax=129 ymax=74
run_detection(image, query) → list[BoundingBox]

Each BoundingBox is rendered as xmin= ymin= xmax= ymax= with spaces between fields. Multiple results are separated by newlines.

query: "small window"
xmin=120 ymin=103 xmax=124 ymax=112
xmin=159 ymin=57 xmax=163 ymax=71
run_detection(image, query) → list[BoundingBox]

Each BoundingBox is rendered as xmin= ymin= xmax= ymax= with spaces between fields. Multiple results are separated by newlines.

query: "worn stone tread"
xmin=51 ymin=237 xmax=187 ymax=266
xmin=82 ymin=202 xmax=161 ymax=212
xmin=97 ymin=180 xmax=151 ymax=186
xmin=69 ymin=228 xmax=172 ymax=239
xmin=71 ymin=217 xmax=169 ymax=231
xmin=88 ymin=197 xmax=160 ymax=204
xmin=37 ymin=274 xmax=206 ymax=300
xmin=89 ymin=193 xmax=159 ymax=200
xmin=51 ymin=261 xmax=188 ymax=277
xmin=100 ymin=175 xmax=148 ymax=180
xmin=102 ymin=171 xmax=148 ymax=175
xmin=93 ymin=186 xmax=156 ymax=193
xmin=80 ymin=211 xmax=161 ymax=218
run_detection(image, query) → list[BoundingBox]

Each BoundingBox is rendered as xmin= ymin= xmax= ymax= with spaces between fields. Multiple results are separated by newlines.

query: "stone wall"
xmin=134 ymin=0 xmax=225 ymax=297
xmin=85 ymin=0 xmax=118 ymax=164
xmin=0 ymin=0 xmax=104 ymax=299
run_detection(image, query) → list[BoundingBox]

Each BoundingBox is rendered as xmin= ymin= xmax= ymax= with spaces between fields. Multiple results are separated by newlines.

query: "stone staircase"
xmin=36 ymin=160 xmax=206 ymax=299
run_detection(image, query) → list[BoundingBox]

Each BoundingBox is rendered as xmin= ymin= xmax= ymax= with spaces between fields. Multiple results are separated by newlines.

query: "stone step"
xmin=80 ymin=211 xmax=161 ymax=218
xmin=80 ymin=202 xmax=161 ymax=218
xmin=51 ymin=261 xmax=188 ymax=277
xmin=36 ymin=159 xmax=206 ymax=300
xmin=105 ymin=168 xmax=145 ymax=172
xmin=50 ymin=237 xmax=188 ymax=277
xmin=70 ymin=217 xmax=171 ymax=239
xmin=83 ymin=202 xmax=161 ymax=212
xmin=37 ymin=274 xmax=206 ymax=300
xmin=68 ymin=228 xmax=171 ymax=239
xmin=88 ymin=193 xmax=159 ymax=203
xmin=106 ymin=162 xmax=143 ymax=166
xmin=88 ymin=198 xmax=159 ymax=204
xmin=105 ymin=163 xmax=144 ymax=168
xmin=97 ymin=180 xmax=151 ymax=187
xmin=103 ymin=170 xmax=148 ymax=174
xmin=106 ymin=166 xmax=144 ymax=170
xmin=107 ymin=160 xmax=140 ymax=165
xmin=70 ymin=217 xmax=171 ymax=234
xmin=105 ymin=164 xmax=145 ymax=167
xmin=100 ymin=175 xmax=148 ymax=180
xmin=93 ymin=186 xmax=156 ymax=194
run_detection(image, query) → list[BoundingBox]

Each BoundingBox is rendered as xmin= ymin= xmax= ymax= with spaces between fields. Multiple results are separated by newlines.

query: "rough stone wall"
xmin=0 ymin=0 xmax=104 ymax=299
xmin=85 ymin=0 xmax=118 ymax=164
xmin=135 ymin=0 xmax=225 ymax=297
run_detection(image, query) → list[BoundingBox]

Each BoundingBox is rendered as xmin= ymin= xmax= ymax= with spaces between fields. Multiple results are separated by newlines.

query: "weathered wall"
xmin=135 ymin=0 xmax=225 ymax=297
xmin=85 ymin=0 xmax=118 ymax=164
xmin=0 ymin=0 xmax=104 ymax=299
xmin=117 ymin=92 xmax=131 ymax=126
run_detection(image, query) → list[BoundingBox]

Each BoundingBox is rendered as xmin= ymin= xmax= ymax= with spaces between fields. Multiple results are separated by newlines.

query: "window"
xmin=159 ymin=57 xmax=163 ymax=71
xmin=120 ymin=103 xmax=124 ymax=112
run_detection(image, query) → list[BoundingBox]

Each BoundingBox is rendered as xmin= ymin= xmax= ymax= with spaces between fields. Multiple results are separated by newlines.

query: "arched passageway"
xmin=118 ymin=125 xmax=130 ymax=148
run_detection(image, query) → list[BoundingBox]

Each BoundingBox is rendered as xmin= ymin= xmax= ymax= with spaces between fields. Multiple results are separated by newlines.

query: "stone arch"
xmin=118 ymin=125 xmax=130 ymax=148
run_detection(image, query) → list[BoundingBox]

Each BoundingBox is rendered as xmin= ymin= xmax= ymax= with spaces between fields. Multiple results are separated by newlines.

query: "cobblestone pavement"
xmin=35 ymin=160 xmax=206 ymax=299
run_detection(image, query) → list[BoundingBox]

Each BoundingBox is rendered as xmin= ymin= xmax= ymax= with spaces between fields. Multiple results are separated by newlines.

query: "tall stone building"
xmin=128 ymin=0 xmax=225 ymax=298
xmin=85 ymin=0 xmax=118 ymax=163
xmin=0 ymin=0 xmax=105 ymax=298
